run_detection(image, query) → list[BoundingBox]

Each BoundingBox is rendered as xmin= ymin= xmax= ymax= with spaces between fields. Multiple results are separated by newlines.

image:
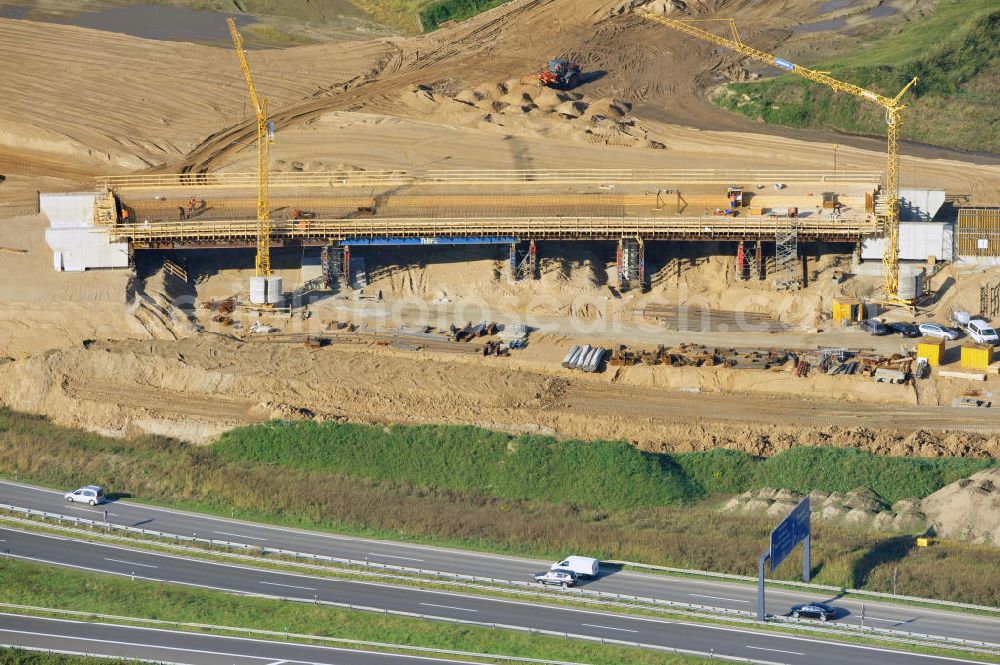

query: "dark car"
xmin=859 ymin=318 xmax=889 ymax=336
xmin=886 ymin=321 xmax=920 ymax=338
xmin=790 ymin=603 xmax=836 ymax=621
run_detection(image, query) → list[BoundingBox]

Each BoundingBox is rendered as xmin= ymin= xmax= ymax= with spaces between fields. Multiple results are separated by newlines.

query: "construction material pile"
xmin=589 ymin=343 xmax=919 ymax=384
xmin=562 ymin=345 xmax=607 ymax=372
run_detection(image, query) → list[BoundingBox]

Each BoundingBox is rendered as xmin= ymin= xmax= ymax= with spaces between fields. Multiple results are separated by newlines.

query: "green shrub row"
xmin=419 ymin=0 xmax=511 ymax=31
xmin=214 ymin=420 xmax=994 ymax=507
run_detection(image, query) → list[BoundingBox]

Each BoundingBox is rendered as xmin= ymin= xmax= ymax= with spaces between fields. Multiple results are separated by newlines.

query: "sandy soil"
xmin=922 ymin=468 xmax=1000 ymax=546
xmin=2 ymin=0 xmax=1000 ymax=458
xmin=3 ymin=332 xmax=1000 ymax=454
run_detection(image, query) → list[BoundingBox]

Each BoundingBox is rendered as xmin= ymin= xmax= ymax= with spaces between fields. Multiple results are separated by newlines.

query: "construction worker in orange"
xmin=187 ymin=196 xmax=198 ymax=216
xmin=121 ymin=207 xmax=130 ymax=223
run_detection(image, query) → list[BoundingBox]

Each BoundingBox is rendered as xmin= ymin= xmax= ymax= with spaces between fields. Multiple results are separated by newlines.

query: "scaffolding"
xmin=508 ymin=240 xmax=537 ymax=282
xmin=618 ymin=238 xmax=644 ymax=291
xmin=774 ymin=217 xmax=800 ymax=288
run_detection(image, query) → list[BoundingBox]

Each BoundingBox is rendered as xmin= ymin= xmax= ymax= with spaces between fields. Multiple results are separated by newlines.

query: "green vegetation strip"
xmin=0 ymin=548 xmax=996 ymax=663
xmin=0 ymin=650 xmax=143 ymax=665
xmin=419 ymin=0 xmax=512 ymax=31
xmin=2 ymin=409 xmax=998 ymax=605
xmin=0 ymin=557 xmax=712 ymax=665
xmin=215 ymin=420 xmax=992 ymax=507
xmin=714 ymin=0 xmax=1000 ymax=153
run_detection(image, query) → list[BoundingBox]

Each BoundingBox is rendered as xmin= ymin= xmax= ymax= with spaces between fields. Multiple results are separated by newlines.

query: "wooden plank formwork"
xmin=957 ymin=208 xmax=1000 ymax=257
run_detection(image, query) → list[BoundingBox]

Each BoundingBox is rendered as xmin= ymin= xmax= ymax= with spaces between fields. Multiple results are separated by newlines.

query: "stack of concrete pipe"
xmin=561 ymin=344 xmax=606 ymax=372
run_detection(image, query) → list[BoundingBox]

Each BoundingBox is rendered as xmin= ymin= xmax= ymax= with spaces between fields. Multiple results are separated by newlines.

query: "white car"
xmin=64 ymin=485 xmax=106 ymax=505
xmin=533 ymin=569 xmax=578 ymax=587
xmin=918 ymin=322 xmax=959 ymax=340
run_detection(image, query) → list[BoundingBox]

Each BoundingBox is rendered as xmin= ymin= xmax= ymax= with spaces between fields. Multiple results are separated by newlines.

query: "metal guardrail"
xmin=2 ymin=504 xmax=998 ymax=655
xmin=0 ymin=643 xmax=188 ymax=665
xmin=0 ymin=604 xmax=786 ymax=665
xmin=610 ymin=560 xmax=1000 ymax=615
xmin=96 ymin=169 xmax=883 ymax=190
xmin=0 ymin=604 xmax=595 ymax=665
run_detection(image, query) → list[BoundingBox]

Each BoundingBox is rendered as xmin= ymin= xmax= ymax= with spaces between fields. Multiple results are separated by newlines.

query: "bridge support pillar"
xmin=322 ymin=243 xmax=350 ymax=292
xmin=508 ymin=240 xmax=538 ymax=282
xmin=618 ymin=238 xmax=645 ymax=292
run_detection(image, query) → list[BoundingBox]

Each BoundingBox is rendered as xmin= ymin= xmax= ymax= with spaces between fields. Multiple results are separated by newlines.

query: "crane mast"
xmin=227 ymin=17 xmax=272 ymax=278
xmin=644 ymin=15 xmax=918 ymax=301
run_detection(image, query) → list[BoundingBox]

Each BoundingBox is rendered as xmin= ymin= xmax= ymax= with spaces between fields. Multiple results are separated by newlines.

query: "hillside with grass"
xmin=715 ymin=0 xmax=1000 ymax=154
xmin=3 ymin=410 xmax=999 ymax=601
xmin=214 ymin=421 xmax=991 ymax=506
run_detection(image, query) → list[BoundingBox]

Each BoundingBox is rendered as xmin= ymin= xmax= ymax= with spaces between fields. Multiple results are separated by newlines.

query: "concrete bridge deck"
xmin=113 ymin=215 xmax=878 ymax=249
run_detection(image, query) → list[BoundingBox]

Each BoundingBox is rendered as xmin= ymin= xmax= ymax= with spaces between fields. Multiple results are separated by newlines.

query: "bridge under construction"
xmin=46 ymin=168 xmax=884 ymax=291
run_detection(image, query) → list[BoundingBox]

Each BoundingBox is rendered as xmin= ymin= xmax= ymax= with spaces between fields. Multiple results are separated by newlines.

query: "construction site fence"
xmin=110 ymin=215 xmax=878 ymax=245
xmin=97 ymin=169 xmax=883 ymax=190
xmin=2 ymin=503 xmax=998 ymax=655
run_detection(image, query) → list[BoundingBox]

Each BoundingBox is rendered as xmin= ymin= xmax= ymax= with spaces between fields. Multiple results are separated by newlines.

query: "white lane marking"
xmin=0 ymin=629 xmax=307 ymax=663
xmin=580 ymin=623 xmax=638 ymax=633
xmin=104 ymin=558 xmax=158 ymax=569
xmin=863 ymin=616 xmax=907 ymax=623
xmin=1 ymin=479 xmax=552 ymax=565
xmin=266 ymin=661 xmax=289 ymax=665
xmin=689 ymin=593 xmax=749 ymax=603
xmin=368 ymin=552 xmax=424 ymax=562
xmin=419 ymin=603 xmax=478 ymax=612
xmin=215 ymin=531 xmax=267 ymax=541
xmin=746 ymin=645 xmax=805 ymax=655
xmin=259 ymin=581 xmax=317 ymax=592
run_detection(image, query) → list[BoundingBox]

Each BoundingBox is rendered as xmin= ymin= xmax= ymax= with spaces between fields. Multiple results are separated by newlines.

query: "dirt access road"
xmin=3 ymin=335 xmax=999 ymax=457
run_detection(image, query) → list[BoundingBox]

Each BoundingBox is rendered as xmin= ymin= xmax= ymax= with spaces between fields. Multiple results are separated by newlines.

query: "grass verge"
xmin=0 ymin=557 xmax=712 ymax=665
xmin=0 ymin=650 xmax=142 ymax=665
xmin=713 ymin=0 xmax=1000 ymax=153
xmin=419 ymin=0 xmax=512 ymax=31
xmin=2 ymin=409 xmax=998 ymax=605
xmin=0 ymin=547 xmax=996 ymax=664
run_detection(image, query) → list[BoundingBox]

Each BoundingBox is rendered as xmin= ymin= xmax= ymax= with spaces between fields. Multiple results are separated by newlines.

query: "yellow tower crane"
xmin=227 ymin=16 xmax=274 ymax=279
xmin=644 ymin=15 xmax=918 ymax=302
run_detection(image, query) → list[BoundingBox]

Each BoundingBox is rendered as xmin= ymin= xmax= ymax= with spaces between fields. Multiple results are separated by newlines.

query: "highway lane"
xmin=0 ymin=613 xmax=482 ymax=665
xmin=0 ymin=527 xmax=991 ymax=665
xmin=2 ymin=480 xmax=998 ymax=645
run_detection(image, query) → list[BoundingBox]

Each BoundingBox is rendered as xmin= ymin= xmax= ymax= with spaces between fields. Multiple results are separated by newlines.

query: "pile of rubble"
xmin=721 ymin=487 xmax=927 ymax=532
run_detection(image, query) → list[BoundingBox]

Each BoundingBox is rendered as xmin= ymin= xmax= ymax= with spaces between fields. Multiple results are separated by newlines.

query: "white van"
xmin=952 ymin=311 xmax=1000 ymax=345
xmin=551 ymin=555 xmax=600 ymax=578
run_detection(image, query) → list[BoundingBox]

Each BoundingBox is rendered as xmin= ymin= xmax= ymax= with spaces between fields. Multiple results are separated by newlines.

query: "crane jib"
xmin=774 ymin=58 xmax=795 ymax=71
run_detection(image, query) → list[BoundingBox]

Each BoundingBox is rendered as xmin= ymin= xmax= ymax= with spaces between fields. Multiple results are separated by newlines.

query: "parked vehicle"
xmin=951 ymin=311 xmax=999 ymax=345
xmin=533 ymin=569 xmax=578 ymax=587
xmin=886 ymin=321 xmax=920 ymax=338
xmin=790 ymin=602 xmax=836 ymax=621
xmin=550 ymin=555 xmax=600 ymax=578
xmin=64 ymin=485 xmax=106 ymax=505
xmin=918 ymin=322 xmax=960 ymax=340
xmin=859 ymin=318 xmax=889 ymax=336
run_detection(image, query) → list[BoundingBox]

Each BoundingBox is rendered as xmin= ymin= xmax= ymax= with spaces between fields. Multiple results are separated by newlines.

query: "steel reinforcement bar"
xmin=113 ymin=215 xmax=877 ymax=246
xmin=97 ymin=169 xmax=883 ymax=190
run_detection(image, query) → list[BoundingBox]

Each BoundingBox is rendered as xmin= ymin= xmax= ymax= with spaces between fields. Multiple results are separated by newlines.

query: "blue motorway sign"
xmin=770 ymin=497 xmax=810 ymax=572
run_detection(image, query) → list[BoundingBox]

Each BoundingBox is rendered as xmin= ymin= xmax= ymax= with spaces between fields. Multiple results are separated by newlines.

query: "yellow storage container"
xmin=961 ymin=344 xmax=993 ymax=371
xmin=916 ymin=338 xmax=945 ymax=367
xmin=832 ymin=298 xmax=862 ymax=325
